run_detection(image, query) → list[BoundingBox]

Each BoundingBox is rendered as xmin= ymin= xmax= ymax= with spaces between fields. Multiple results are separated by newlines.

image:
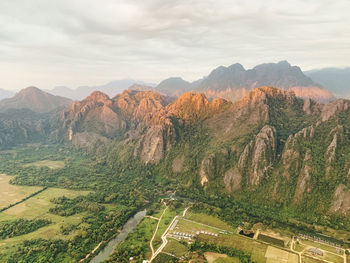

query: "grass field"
xmin=204 ymin=252 xmax=227 ymax=263
xmin=301 ymin=255 xmax=325 ymax=263
xmin=23 ymin=160 xmax=65 ymax=169
xmin=185 ymin=212 xmax=235 ymax=232
xmin=214 ymin=257 xmax=239 ymax=263
xmin=198 ymin=233 xmax=268 ymax=263
xmin=323 ymin=252 xmax=344 ymax=263
xmin=0 ymin=174 xmax=42 ymax=209
xmin=258 ymin=234 xmax=285 ymax=247
xmin=0 ymin=187 xmax=90 ymax=256
xmin=163 ymin=239 xmax=188 ymax=257
xmin=265 ymin=246 xmax=298 ymax=263
xmin=175 ymin=218 xmax=222 ymax=234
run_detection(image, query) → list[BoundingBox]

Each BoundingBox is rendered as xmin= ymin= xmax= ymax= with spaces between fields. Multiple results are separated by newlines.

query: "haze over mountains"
xmin=47 ymin=79 xmax=156 ymax=101
xmin=0 ymin=60 xmax=350 ymax=221
xmin=305 ymin=68 xmax=350 ymax=98
xmin=0 ymin=88 xmax=14 ymax=101
xmin=1 ymin=61 xmax=349 ymax=104
xmin=1 ymin=61 xmax=347 ymax=104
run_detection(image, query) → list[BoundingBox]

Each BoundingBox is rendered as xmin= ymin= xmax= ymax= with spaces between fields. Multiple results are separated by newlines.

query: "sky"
xmin=0 ymin=0 xmax=349 ymax=91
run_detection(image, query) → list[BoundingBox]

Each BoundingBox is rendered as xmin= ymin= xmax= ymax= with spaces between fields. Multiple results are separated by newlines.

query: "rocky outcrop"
xmin=172 ymin=155 xmax=185 ymax=173
xmin=238 ymin=125 xmax=276 ymax=185
xmin=114 ymin=90 xmax=168 ymax=124
xmin=324 ymin=125 xmax=343 ymax=178
xmin=163 ymin=92 xmax=229 ymax=122
xmin=63 ymin=91 xmax=126 ymax=143
xmin=135 ymin=121 xmax=175 ymax=164
xmin=60 ymin=90 xmax=169 ymax=148
xmin=71 ymin=131 xmax=109 ymax=149
xmin=199 ymin=149 xmax=231 ymax=187
xmin=224 ymin=168 xmax=242 ymax=192
xmin=321 ymin=99 xmax=350 ymax=122
xmin=330 ymin=185 xmax=350 ymax=215
xmin=281 ymin=126 xmax=315 ymax=179
xmin=294 ymin=150 xmax=312 ymax=203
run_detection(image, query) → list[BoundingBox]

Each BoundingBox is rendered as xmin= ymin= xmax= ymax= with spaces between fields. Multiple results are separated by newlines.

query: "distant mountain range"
xmin=195 ymin=61 xmax=334 ymax=102
xmin=47 ymin=79 xmax=156 ymax=100
xmin=0 ymin=61 xmax=349 ymax=104
xmin=0 ymin=87 xmax=72 ymax=113
xmin=305 ymin=68 xmax=350 ymax=98
xmin=150 ymin=61 xmax=337 ymax=102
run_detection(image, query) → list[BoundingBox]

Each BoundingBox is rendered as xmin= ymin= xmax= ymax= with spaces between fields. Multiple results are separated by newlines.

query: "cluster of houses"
xmin=170 ymin=230 xmax=219 ymax=240
xmin=297 ymin=234 xmax=341 ymax=250
xmin=170 ymin=232 xmax=195 ymax=239
xmin=308 ymin=247 xmax=323 ymax=256
xmin=196 ymin=230 xmax=218 ymax=237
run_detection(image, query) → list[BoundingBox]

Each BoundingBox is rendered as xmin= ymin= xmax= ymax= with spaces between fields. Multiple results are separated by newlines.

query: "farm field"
xmin=23 ymin=160 xmax=65 ymax=169
xmin=0 ymin=173 xmax=42 ymax=209
xmin=163 ymin=238 xmax=188 ymax=257
xmin=197 ymin=233 xmax=299 ymax=263
xmin=301 ymin=255 xmax=325 ymax=263
xmin=203 ymin=252 xmax=239 ymax=263
xmin=184 ymin=212 xmax=235 ymax=232
xmin=265 ymin=246 xmax=298 ymax=263
xmin=175 ymin=217 xmax=222 ymax=234
xmin=0 ymin=187 xmax=90 ymax=259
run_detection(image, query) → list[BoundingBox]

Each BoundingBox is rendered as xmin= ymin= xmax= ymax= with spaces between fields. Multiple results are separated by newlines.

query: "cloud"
xmin=0 ymin=0 xmax=349 ymax=91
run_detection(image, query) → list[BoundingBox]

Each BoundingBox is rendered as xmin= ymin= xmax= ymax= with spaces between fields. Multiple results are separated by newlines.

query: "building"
xmin=309 ymin=247 xmax=323 ymax=256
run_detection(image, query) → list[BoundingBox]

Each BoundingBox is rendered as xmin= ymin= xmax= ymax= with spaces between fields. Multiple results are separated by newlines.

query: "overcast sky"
xmin=0 ymin=0 xmax=349 ymax=91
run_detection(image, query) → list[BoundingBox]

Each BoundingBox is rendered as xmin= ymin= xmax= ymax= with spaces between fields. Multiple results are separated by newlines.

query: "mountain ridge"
xmin=0 ymin=87 xmax=72 ymax=113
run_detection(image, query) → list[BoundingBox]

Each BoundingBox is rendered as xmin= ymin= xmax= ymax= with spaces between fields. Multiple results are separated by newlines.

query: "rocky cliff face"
xmin=56 ymin=86 xmax=350 ymax=216
xmin=60 ymin=90 xmax=168 ymax=148
xmin=243 ymin=125 xmax=276 ymax=185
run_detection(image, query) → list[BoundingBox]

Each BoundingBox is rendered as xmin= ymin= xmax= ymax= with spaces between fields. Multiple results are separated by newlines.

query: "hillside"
xmin=58 ymin=87 xmax=349 ymax=220
xmin=0 ymin=109 xmax=50 ymax=148
xmin=0 ymin=87 xmax=72 ymax=113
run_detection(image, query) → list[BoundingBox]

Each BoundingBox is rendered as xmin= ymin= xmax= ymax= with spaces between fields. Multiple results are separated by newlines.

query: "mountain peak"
xmin=155 ymin=77 xmax=192 ymax=96
xmin=87 ymin=91 xmax=110 ymax=102
xmin=0 ymin=87 xmax=72 ymax=113
xmin=228 ymin=63 xmax=245 ymax=71
xmin=19 ymin=86 xmax=42 ymax=93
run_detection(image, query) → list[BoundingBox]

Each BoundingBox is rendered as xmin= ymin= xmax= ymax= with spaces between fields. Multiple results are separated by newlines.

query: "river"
xmin=90 ymin=209 xmax=146 ymax=263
